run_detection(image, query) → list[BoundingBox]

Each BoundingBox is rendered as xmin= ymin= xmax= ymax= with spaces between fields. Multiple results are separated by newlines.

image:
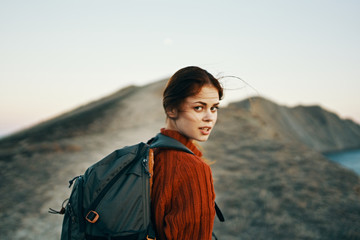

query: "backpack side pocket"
xmin=61 ymin=176 xmax=86 ymax=240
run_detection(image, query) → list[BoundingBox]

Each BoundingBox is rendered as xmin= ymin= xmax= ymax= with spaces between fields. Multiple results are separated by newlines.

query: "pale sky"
xmin=1 ymin=0 xmax=359 ymax=137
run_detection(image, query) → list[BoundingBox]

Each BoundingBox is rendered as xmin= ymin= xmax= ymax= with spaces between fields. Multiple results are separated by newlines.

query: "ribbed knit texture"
xmin=151 ymin=128 xmax=216 ymax=240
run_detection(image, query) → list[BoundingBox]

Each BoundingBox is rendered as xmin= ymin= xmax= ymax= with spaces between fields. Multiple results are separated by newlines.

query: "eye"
xmin=194 ymin=106 xmax=203 ymax=111
xmin=211 ymin=106 xmax=219 ymax=112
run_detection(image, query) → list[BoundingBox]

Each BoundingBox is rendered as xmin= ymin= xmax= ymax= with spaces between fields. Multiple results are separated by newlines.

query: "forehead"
xmin=186 ymin=85 xmax=220 ymax=103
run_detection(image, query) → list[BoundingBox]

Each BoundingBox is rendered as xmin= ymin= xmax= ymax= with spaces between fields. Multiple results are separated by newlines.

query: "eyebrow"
xmin=193 ymin=101 xmax=220 ymax=106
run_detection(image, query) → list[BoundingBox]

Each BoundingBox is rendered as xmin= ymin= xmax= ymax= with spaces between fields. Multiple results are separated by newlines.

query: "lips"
xmin=199 ymin=126 xmax=212 ymax=135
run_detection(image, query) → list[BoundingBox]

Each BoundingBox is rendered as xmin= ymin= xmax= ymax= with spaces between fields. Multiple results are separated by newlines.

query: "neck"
xmin=165 ymin=118 xmax=177 ymax=131
xmin=164 ymin=119 xmax=194 ymax=143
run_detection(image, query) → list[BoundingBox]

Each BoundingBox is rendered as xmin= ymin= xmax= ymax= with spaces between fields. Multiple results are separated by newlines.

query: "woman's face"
xmin=166 ymin=85 xmax=220 ymax=142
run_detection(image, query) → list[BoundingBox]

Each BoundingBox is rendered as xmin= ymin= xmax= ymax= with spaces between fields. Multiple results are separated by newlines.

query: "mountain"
xmin=0 ymin=80 xmax=359 ymax=240
xmin=206 ymin=97 xmax=360 ymax=239
xmin=231 ymin=96 xmax=360 ymax=152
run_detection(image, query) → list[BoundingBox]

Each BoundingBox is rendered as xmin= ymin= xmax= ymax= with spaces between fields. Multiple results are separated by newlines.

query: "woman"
xmin=151 ymin=66 xmax=223 ymax=239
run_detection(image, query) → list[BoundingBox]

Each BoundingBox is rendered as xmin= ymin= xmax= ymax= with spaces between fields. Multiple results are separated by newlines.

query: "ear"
xmin=166 ymin=108 xmax=178 ymax=119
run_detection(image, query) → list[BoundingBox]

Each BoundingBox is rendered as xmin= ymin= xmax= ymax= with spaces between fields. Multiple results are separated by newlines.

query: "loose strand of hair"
xmin=217 ymin=74 xmax=263 ymax=115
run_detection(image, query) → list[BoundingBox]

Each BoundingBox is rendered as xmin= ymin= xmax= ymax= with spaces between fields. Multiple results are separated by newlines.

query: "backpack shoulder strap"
xmin=215 ymin=202 xmax=225 ymax=222
xmin=149 ymin=133 xmax=194 ymax=155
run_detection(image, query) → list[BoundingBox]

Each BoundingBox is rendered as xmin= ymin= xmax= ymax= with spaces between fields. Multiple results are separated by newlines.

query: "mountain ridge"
xmin=1 ymin=79 xmax=359 ymax=239
xmin=230 ymin=96 xmax=360 ymax=152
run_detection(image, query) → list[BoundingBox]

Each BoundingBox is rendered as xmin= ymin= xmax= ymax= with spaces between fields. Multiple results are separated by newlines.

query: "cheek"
xmin=180 ymin=111 xmax=200 ymax=123
xmin=213 ymin=113 xmax=218 ymax=125
xmin=192 ymin=112 xmax=204 ymax=122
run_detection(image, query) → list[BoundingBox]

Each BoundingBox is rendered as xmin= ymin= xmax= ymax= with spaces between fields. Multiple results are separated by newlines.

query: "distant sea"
xmin=325 ymin=149 xmax=360 ymax=176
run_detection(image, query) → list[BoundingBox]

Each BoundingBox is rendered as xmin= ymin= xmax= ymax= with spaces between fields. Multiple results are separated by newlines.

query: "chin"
xmin=196 ymin=136 xmax=210 ymax=142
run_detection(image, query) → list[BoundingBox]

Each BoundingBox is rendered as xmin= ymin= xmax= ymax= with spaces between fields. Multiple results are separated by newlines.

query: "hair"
xmin=163 ymin=66 xmax=223 ymax=116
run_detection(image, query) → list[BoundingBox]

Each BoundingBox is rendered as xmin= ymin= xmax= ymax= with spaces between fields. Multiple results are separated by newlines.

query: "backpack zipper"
xmin=68 ymin=202 xmax=72 ymax=239
xmin=77 ymin=176 xmax=85 ymax=232
xmin=142 ymin=157 xmax=151 ymax=177
xmin=143 ymin=151 xmax=151 ymax=238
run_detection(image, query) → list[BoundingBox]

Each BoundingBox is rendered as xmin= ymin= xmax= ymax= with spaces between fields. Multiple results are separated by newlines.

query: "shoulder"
xmin=156 ymin=148 xmax=212 ymax=174
xmin=153 ymin=148 xmax=214 ymax=199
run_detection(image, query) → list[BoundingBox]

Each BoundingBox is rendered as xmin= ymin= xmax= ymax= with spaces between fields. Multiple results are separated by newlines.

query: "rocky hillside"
xmin=0 ymin=80 xmax=359 ymax=240
xmin=206 ymin=98 xmax=360 ymax=239
xmin=233 ymin=97 xmax=360 ymax=152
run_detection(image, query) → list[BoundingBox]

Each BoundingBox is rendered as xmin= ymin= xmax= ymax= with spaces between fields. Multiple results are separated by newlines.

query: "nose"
xmin=203 ymin=109 xmax=216 ymax=122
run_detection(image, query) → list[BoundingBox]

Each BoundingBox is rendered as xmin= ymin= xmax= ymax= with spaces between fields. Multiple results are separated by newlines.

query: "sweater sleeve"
xmin=151 ymin=150 xmax=215 ymax=240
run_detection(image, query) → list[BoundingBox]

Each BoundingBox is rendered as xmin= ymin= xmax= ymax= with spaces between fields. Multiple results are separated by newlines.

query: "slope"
xmin=232 ymin=96 xmax=360 ymax=152
xmin=206 ymin=98 xmax=360 ymax=239
xmin=0 ymin=81 xmax=359 ymax=239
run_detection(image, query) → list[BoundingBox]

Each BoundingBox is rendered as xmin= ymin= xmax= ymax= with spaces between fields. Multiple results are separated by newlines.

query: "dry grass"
xmin=207 ymin=106 xmax=360 ymax=240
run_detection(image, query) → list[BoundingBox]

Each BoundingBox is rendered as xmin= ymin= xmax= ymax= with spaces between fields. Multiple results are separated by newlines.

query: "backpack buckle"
xmin=85 ymin=210 xmax=99 ymax=223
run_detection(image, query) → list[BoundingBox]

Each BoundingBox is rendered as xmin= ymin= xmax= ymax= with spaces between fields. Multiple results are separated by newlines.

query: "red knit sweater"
xmin=151 ymin=128 xmax=216 ymax=240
